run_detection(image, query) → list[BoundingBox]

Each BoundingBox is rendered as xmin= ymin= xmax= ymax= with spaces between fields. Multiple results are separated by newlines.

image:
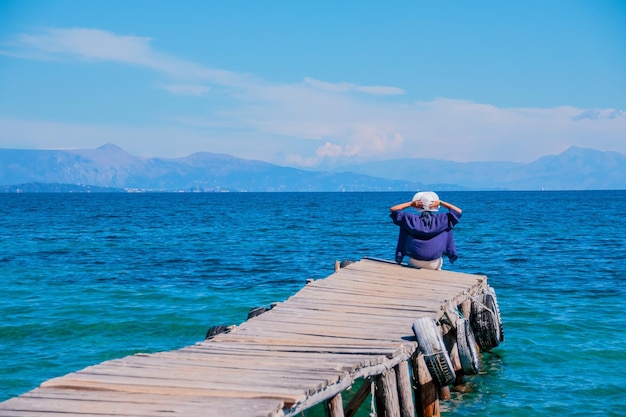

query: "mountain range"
xmin=334 ymin=146 xmax=626 ymax=191
xmin=0 ymin=144 xmax=624 ymax=192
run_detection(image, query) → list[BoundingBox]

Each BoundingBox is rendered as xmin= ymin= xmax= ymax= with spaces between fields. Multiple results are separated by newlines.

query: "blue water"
xmin=1 ymin=191 xmax=625 ymax=416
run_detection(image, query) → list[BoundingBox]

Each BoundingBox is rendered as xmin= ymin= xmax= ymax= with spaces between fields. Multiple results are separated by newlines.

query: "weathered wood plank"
xmin=274 ymin=297 xmax=439 ymax=316
xmin=170 ymin=347 xmax=386 ymax=367
xmin=116 ymin=352 xmax=370 ymax=374
xmin=75 ymin=362 xmax=347 ymax=387
xmin=307 ymin=274 xmax=480 ymax=294
xmin=1 ymin=388 xmax=284 ymax=417
xmin=40 ymin=375 xmax=307 ymax=405
xmin=240 ymin=320 xmax=414 ymax=341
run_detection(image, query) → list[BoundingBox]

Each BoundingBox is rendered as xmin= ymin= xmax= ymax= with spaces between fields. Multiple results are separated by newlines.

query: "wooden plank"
xmin=169 ymin=346 xmax=386 ymax=367
xmin=1 ymin=388 xmax=284 ymax=417
xmin=308 ymin=273 xmax=470 ymax=292
xmin=70 ymin=362 xmax=347 ymax=395
xmin=116 ymin=352 xmax=372 ymax=374
xmin=243 ymin=317 xmax=418 ymax=337
xmin=40 ymin=375 xmax=307 ymax=405
xmin=189 ymin=340 xmax=402 ymax=356
xmin=236 ymin=310 xmax=417 ymax=330
xmin=277 ymin=297 xmax=439 ymax=315
xmin=207 ymin=338 xmax=413 ymax=358
xmin=289 ymin=288 xmax=447 ymax=307
xmin=77 ymin=362 xmax=346 ymax=387
xmin=239 ymin=309 xmax=423 ymax=331
xmin=333 ymin=269 xmax=483 ymax=288
xmin=221 ymin=330 xmax=412 ymax=346
xmin=312 ymin=271 xmax=481 ymax=292
xmin=230 ymin=322 xmax=415 ymax=341
xmin=207 ymin=333 xmax=414 ymax=350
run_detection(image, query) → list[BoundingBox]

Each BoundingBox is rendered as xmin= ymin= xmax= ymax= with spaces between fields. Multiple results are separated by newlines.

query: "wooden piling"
xmin=411 ymin=352 xmax=440 ymax=417
xmin=375 ymin=368 xmax=400 ymax=417
xmin=325 ymin=393 xmax=345 ymax=417
xmin=344 ymin=379 xmax=372 ymax=417
xmin=395 ymin=362 xmax=415 ymax=417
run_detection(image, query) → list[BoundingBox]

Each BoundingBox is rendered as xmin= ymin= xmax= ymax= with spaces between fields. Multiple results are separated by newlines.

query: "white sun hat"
xmin=412 ymin=191 xmax=439 ymax=212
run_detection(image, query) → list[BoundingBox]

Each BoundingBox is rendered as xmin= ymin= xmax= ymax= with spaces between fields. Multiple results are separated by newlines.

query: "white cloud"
xmin=571 ymin=108 xmax=625 ymax=121
xmin=315 ymin=142 xmax=343 ymax=158
xmin=5 ymin=28 xmax=249 ymax=87
xmin=16 ymin=28 xmax=153 ymax=63
xmin=283 ymin=153 xmax=320 ymax=168
xmin=160 ymin=84 xmax=211 ymax=96
xmin=303 ymin=77 xmax=405 ymax=96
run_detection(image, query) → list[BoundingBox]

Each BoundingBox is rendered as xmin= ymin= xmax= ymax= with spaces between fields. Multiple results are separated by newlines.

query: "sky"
xmin=0 ymin=0 xmax=624 ymax=168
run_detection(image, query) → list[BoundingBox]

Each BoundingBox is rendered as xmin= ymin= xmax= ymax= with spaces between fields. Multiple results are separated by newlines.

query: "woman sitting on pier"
xmin=389 ymin=191 xmax=462 ymax=270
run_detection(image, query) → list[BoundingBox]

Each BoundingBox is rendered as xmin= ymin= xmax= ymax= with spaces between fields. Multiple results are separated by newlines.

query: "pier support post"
xmin=325 ymin=393 xmax=345 ymax=417
xmin=395 ymin=361 xmax=415 ymax=417
xmin=344 ymin=378 xmax=372 ymax=417
xmin=411 ymin=352 xmax=440 ymax=417
xmin=438 ymin=386 xmax=451 ymax=401
xmin=459 ymin=299 xmax=471 ymax=319
xmin=375 ymin=367 xmax=401 ymax=417
xmin=452 ymin=373 xmax=466 ymax=392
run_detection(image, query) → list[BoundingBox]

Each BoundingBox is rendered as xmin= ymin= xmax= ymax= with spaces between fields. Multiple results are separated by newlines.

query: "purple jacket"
xmin=390 ymin=209 xmax=462 ymax=264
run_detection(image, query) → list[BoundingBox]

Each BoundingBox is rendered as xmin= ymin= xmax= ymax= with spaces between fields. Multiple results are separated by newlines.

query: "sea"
xmin=1 ymin=191 xmax=625 ymax=416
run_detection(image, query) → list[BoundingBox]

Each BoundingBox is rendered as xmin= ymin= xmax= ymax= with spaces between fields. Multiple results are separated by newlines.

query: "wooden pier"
xmin=0 ymin=257 xmax=500 ymax=417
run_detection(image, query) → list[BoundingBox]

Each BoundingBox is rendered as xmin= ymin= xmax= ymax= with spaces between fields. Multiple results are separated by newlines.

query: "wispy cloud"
xmin=2 ymin=27 xmax=625 ymax=166
xmin=4 ymin=28 xmax=249 ymax=87
xmin=15 ymin=28 xmax=153 ymax=63
xmin=571 ymin=108 xmax=625 ymax=121
xmin=303 ymin=77 xmax=405 ymax=96
xmin=160 ymin=84 xmax=211 ymax=96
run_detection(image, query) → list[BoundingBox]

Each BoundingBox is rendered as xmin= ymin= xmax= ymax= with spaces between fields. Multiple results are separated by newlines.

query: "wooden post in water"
xmin=375 ymin=367 xmax=401 ymax=417
xmin=345 ymin=379 xmax=372 ymax=417
xmin=411 ymin=352 xmax=440 ymax=417
xmin=438 ymin=386 xmax=451 ymax=401
xmin=395 ymin=361 xmax=415 ymax=417
xmin=459 ymin=299 xmax=471 ymax=319
xmin=325 ymin=393 xmax=345 ymax=417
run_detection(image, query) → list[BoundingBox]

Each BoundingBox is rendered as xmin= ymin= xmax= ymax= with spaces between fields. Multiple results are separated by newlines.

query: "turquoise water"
xmin=1 ymin=191 xmax=625 ymax=416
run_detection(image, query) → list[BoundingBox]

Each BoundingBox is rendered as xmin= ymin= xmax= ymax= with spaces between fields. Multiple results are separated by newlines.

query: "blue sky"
xmin=0 ymin=0 xmax=624 ymax=167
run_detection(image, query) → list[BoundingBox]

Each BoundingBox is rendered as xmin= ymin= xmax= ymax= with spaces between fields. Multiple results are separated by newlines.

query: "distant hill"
xmin=0 ymin=144 xmax=433 ymax=192
xmin=0 ymin=144 xmax=623 ymax=192
xmin=334 ymin=146 xmax=626 ymax=190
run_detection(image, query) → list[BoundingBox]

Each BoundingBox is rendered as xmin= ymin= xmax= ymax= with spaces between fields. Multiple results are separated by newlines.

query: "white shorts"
xmin=408 ymin=257 xmax=443 ymax=270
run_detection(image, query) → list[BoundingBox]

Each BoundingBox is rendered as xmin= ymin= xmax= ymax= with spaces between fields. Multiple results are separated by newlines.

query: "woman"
xmin=389 ymin=191 xmax=462 ymax=270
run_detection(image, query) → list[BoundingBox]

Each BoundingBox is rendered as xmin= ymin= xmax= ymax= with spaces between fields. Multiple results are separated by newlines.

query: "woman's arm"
xmin=438 ymin=200 xmax=462 ymax=214
xmin=390 ymin=200 xmax=421 ymax=212
xmin=391 ymin=199 xmax=461 ymax=213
